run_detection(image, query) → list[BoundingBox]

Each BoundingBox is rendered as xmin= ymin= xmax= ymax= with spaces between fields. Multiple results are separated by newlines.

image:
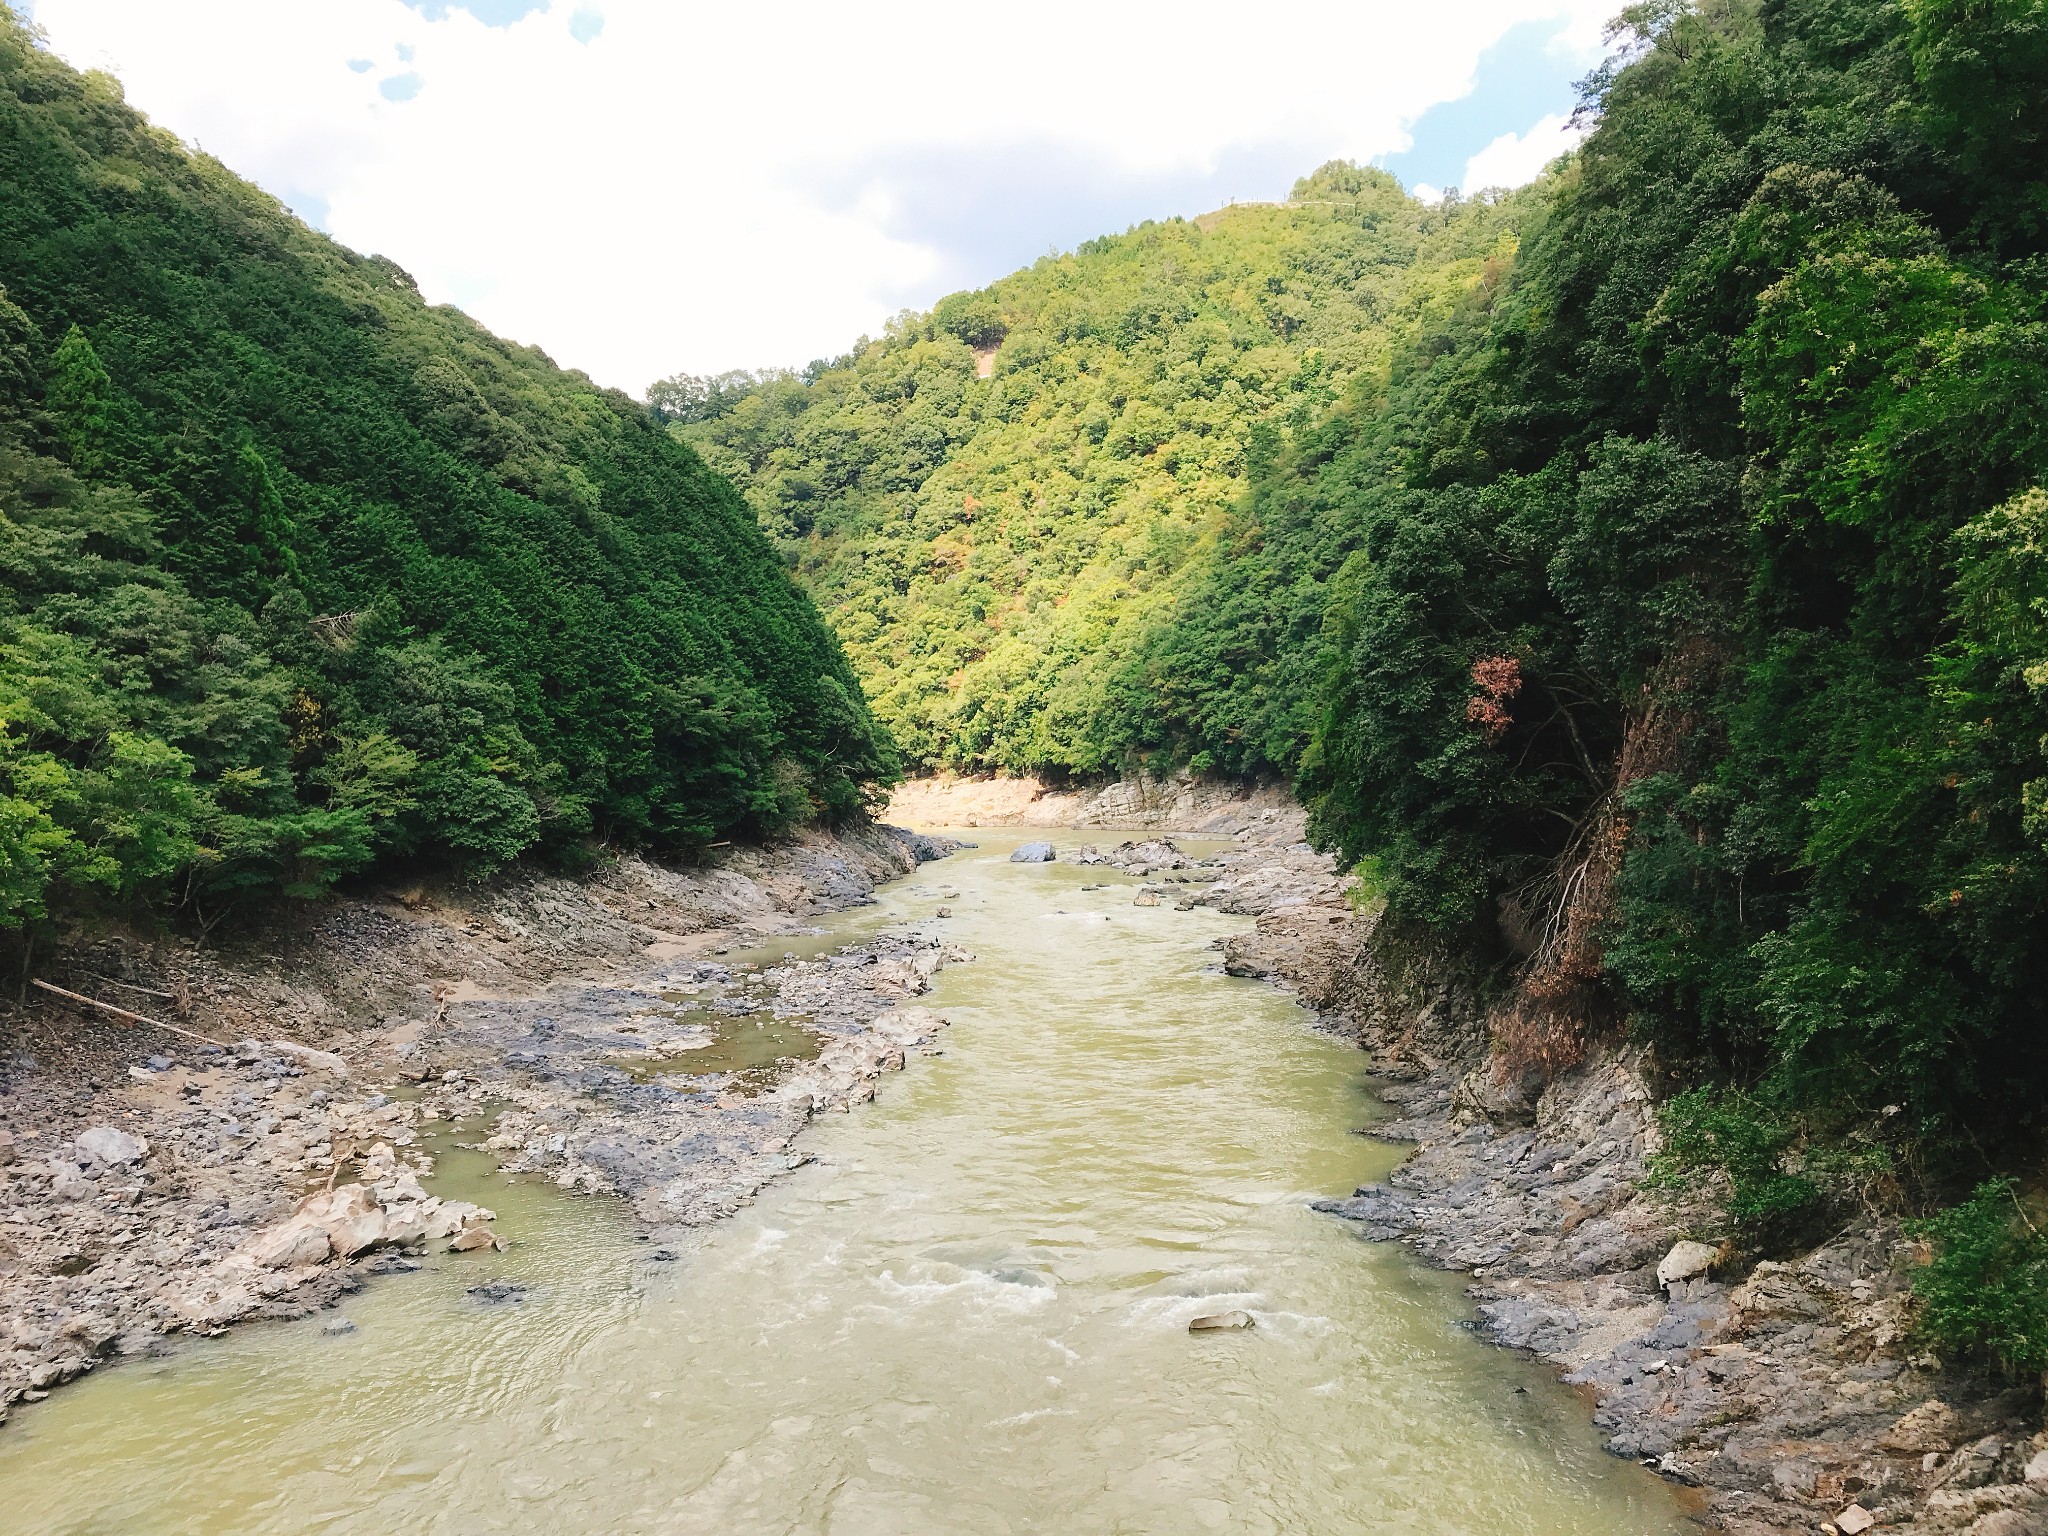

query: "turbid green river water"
xmin=0 ymin=829 xmax=1684 ymax=1534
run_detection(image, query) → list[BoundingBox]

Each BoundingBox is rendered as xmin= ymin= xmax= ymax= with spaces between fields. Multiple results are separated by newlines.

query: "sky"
xmin=15 ymin=0 xmax=1612 ymax=394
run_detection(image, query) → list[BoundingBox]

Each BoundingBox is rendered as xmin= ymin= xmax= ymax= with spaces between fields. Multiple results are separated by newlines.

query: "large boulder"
xmin=297 ymin=1184 xmax=388 ymax=1258
xmin=76 ymin=1126 xmax=147 ymax=1166
xmin=247 ymin=1222 xmax=332 ymax=1269
xmin=240 ymin=1039 xmax=350 ymax=1077
xmin=1009 ymin=842 xmax=1056 ymax=863
xmin=1656 ymin=1240 xmax=1721 ymax=1289
xmin=1108 ymin=838 xmax=1190 ymax=875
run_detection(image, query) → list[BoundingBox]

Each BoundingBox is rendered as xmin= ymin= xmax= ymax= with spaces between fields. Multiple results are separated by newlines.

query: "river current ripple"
xmin=0 ymin=829 xmax=1683 ymax=1534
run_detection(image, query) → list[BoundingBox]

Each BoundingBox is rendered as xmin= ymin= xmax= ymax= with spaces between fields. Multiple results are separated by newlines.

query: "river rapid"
xmin=0 ymin=829 xmax=1684 ymax=1534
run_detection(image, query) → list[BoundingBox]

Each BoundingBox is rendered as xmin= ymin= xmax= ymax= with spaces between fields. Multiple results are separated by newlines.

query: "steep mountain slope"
xmin=0 ymin=10 xmax=893 ymax=930
xmin=1291 ymin=0 xmax=2048 ymax=1341
xmin=671 ymin=165 xmax=1541 ymax=778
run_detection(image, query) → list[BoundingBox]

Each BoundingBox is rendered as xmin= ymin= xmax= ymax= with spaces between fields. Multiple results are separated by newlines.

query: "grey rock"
xmin=1656 ymin=1240 xmax=1720 ymax=1289
xmin=76 ymin=1126 xmax=148 ymax=1166
xmin=50 ymin=1163 xmax=93 ymax=1200
xmin=1972 ymin=1514 xmax=2048 ymax=1536
xmin=321 ymin=1317 xmax=357 ymax=1336
xmin=1009 ymin=842 xmax=1056 ymax=864
xmin=1189 ymin=1310 xmax=1254 ymax=1332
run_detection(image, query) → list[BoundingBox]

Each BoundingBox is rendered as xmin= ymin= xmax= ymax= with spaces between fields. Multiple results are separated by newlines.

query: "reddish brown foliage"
xmin=1465 ymin=654 xmax=1523 ymax=744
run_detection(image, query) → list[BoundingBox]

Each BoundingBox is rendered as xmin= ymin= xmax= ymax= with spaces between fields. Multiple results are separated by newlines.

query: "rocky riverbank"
xmin=7 ymin=773 xmax=2041 ymax=1536
xmin=937 ymin=775 xmax=2048 ymax=1534
xmin=1182 ymin=812 xmax=2048 ymax=1535
xmin=0 ymin=820 xmax=958 ymax=1424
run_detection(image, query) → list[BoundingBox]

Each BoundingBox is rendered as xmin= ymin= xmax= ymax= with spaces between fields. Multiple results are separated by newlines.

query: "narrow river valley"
xmin=0 ymin=831 xmax=1684 ymax=1534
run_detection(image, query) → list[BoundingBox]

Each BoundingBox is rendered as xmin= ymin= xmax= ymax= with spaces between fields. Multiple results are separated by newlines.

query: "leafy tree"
xmin=674 ymin=165 xmax=1539 ymax=778
xmin=0 ymin=9 xmax=894 ymax=935
xmin=1291 ymin=0 xmax=2048 ymax=1224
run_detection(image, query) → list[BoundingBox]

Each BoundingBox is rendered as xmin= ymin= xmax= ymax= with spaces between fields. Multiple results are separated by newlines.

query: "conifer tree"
xmin=45 ymin=323 xmax=111 ymax=472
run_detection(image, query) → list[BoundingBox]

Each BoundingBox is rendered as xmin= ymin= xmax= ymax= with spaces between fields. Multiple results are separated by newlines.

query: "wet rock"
xmin=1106 ymin=838 xmax=1191 ymax=876
xmin=76 ymin=1125 xmax=148 ymax=1166
xmin=1189 ymin=1310 xmax=1254 ymax=1332
xmin=1313 ymin=1184 xmax=1415 ymax=1241
xmin=465 ymin=1281 xmax=527 ymax=1304
xmin=320 ymin=1316 xmax=357 ymax=1336
xmin=1656 ymin=1240 xmax=1721 ymax=1290
xmin=1009 ymin=842 xmax=1056 ymax=863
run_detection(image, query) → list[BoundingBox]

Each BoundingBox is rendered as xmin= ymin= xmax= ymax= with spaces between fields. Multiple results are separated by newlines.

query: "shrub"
xmin=1908 ymin=1179 xmax=2048 ymax=1378
xmin=1648 ymin=1087 xmax=1824 ymax=1233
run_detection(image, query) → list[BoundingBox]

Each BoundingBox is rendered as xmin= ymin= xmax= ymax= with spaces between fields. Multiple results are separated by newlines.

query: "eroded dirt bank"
xmin=0 ymin=821 xmax=958 ymax=1423
xmin=898 ymin=775 xmax=2048 ymax=1536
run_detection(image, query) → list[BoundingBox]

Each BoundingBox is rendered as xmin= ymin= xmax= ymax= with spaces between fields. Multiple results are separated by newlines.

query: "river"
xmin=0 ymin=829 xmax=1684 ymax=1534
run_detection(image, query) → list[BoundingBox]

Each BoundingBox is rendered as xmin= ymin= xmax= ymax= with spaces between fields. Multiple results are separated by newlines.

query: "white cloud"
xmin=26 ymin=0 xmax=1611 ymax=391
xmin=1461 ymin=110 xmax=1584 ymax=191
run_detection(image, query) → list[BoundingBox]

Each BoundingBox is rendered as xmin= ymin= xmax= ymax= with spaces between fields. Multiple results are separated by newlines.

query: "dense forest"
xmin=0 ymin=10 xmax=894 ymax=933
xmin=1295 ymin=0 xmax=2048 ymax=1281
xmin=5 ymin=0 xmax=2045 ymax=1368
xmin=676 ymin=0 xmax=2048 ymax=1360
xmin=666 ymin=171 xmax=1539 ymax=778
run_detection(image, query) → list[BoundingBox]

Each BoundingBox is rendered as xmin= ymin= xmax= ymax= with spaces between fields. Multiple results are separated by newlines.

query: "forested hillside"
xmin=1287 ymin=0 xmax=2048 ymax=1345
xmin=667 ymin=169 xmax=1539 ymax=778
xmin=670 ymin=0 xmax=2048 ymax=1359
xmin=0 ymin=10 xmax=893 ymax=933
